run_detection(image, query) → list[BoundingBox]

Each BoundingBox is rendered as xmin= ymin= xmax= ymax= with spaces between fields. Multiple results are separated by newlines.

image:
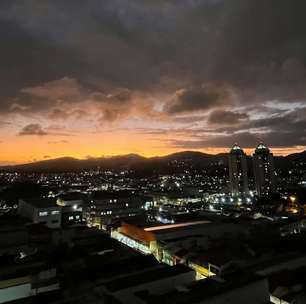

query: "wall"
xmin=0 ymin=278 xmax=31 ymax=304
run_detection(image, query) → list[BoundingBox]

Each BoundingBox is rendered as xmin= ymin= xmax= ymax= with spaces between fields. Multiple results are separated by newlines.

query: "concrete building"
xmin=18 ymin=198 xmax=61 ymax=229
xmin=228 ymin=144 xmax=249 ymax=195
xmin=253 ymin=143 xmax=276 ymax=197
xmin=0 ymin=263 xmax=59 ymax=303
xmin=56 ymin=192 xmax=85 ymax=225
xmin=86 ymin=190 xmax=144 ymax=229
xmin=111 ymin=220 xmax=247 ymax=277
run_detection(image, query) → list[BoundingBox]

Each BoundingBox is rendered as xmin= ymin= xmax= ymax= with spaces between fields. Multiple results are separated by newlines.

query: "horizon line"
xmin=1 ymin=147 xmax=304 ymax=167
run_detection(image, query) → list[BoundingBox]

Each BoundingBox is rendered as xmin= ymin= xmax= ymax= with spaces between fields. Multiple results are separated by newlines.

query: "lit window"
xmin=51 ymin=210 xmax=60 ymax=215
xmin=68 ymin=216 xmax=74 ymax=220
xmin=39 ymin=211 xmax=48 ymax=216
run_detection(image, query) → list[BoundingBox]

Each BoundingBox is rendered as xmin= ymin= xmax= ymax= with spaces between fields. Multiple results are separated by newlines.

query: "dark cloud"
xmin=9 ymin=77 xmax=86 ymax=114
xmin=165 ymin=85 xmax=230 ymax=114
xmin=1 ymin=1 xmax=306 ymax=149
xmin=170 ymin=107 xmax=306 ymax=149
xmin=170 ymin=131 xmax=306 ymax=149
xmin=2 ymin=1 xmax=305 ymax=100
xmin=48 ymin=109 xmax=70 ymax=120
xmin=48 ymin=108 xmax=89 ymax=121
xmin=18 ymin=124 xmax=48 ymax=136
xmin=174 ymin=115 xmax=207 ymax=124
xmin=208 ymin=110 xmax=249 ymax=125
xmin=18 ymin=123 xmax=73 ymax=137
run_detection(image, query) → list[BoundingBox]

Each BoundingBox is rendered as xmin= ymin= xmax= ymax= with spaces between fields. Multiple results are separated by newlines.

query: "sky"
xmin=1 ymin=0 xmax=306 ymax=164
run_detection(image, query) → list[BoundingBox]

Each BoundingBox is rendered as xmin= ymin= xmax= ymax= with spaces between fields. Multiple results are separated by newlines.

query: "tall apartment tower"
xmin=228 ymin=144 xmax=249 ymax=195
xmin=253 ymin=143 xmax=276 ymax=197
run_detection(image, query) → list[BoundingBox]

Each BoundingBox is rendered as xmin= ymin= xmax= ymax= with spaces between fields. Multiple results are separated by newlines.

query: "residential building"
xmin=228 ymin=144 xmax=249 ymax=195
xmin=253 ymin=143 xmax=276 ymax=197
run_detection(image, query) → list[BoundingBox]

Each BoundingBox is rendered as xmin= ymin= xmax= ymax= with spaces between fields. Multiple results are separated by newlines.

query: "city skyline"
xmin=1 ymin=2 xmax=306 ymax=304
xmin=0 ymin=142 xmax=301 ymax=167
xmin=1 ymin=1 xmax=306 ymax=163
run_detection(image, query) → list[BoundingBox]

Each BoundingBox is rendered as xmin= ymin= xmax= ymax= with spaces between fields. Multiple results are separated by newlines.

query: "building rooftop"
xmin=20 ymin=197 xmax=58 ymax=209
xmin=230 ymin=143 xmax=245 ymax=155
xmin=88 ymin=254 xmax=159 ymax=283
xmin=255 ymin=143 xmax=270 ymax=154
xmin=103 ymin=264 xmax=192 ymax=292
xmin=143 ymin=221 xmax=211 ymax=233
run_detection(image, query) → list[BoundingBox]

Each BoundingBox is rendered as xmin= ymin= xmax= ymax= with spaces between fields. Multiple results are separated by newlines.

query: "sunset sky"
xmin=1 ymin=1 xmax=306 ymax=164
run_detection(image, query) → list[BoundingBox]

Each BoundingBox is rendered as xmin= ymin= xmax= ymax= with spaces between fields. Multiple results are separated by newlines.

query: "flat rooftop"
xmin=144 ymin=221 xmax=211 ymax=232
xmin=20 ymin=198 xmax=58 ymax=208
xmin=103 ymin=264 xmax=192 ymax=292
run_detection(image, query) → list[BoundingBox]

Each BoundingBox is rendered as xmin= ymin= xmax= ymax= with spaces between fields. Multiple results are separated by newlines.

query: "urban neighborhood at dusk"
xmin=1 ymin=1 xmax=306 ymax=303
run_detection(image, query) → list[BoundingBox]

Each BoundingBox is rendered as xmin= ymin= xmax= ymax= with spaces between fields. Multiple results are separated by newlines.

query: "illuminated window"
xmin=39 ymin=211 xmax=48 ymax=216
xmin=68 ymin=216 xmax=74 ymax=220
xmin=51 ymin=210 xmax=60 ymax=215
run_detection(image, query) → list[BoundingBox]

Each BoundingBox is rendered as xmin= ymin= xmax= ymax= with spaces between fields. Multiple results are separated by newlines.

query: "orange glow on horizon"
xmin=0 ymin=130 xmax=304 ymax=165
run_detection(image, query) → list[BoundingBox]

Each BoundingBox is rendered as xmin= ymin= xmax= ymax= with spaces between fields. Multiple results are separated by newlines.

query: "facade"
xmin=18 ymin=198 xmax=61 ymax=229
xmin=253 ymin=143 xmax=276 ymax=197
xmin=56 ymin=192 xmax=85 ymax=225
xmin=0 ymin=267 xmax=59 ymax=303
xmin=86 ymin=190 xmax=144 ymax=229
xmin=228 ymin=144 xmax=249 ymax=195
xmin=111 ymin=221 xmax=245 ymax=278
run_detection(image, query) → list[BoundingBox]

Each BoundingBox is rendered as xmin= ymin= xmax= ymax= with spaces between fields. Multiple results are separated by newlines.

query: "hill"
xmin=1 ymin=150 xmax=305 ymax=176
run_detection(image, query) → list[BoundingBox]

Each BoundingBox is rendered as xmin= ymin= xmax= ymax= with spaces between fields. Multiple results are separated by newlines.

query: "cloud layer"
xmin=1 ymin=0 xmax=306 ymax=158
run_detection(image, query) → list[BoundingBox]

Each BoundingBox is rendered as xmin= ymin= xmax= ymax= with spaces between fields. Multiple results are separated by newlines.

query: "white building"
xmin=0 ymin=267 xmax=59 ymax=303
xmin=18 ymin=198 xmax=61 ymax=229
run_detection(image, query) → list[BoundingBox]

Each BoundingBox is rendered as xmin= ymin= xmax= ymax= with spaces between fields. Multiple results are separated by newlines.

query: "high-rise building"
xmin=253 ymin=143 xmax=276 ymax=197
xmin=228 ymin=144 xmax=249 ymax=195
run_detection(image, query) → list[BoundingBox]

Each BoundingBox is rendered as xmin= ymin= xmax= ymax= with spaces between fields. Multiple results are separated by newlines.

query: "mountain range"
xmin=1 ymin=150 xmax=306 ymax=175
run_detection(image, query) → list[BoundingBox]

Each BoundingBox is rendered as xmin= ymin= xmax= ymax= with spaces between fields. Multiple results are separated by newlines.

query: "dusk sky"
xmin=1 ymin=0 xmax=306 ymax=164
